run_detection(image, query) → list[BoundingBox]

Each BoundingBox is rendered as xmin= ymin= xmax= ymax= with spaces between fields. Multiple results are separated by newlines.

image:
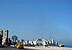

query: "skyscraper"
xmin=52 ymin=39 xmax=54 ymax=45
xmin=0 ymin=30 xmax=8 ymax=46
xmin=2 ymin=30 xmax=8 ymax=45
xmin=0 ymin=30 xmax=3 ymax=45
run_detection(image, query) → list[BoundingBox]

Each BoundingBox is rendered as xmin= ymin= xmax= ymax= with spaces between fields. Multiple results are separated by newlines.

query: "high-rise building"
xmin=55 ymin=41 xmax=58 ymax=45
xmin=52 ymin=39 xmax=54 ymax=45
xmin=33 ymin=41 xmax=36 ymax=45
xmin=0 ymin=30 xmax=3 ymax=45
xmin=2 ymin=30 xmax=8 ymax=45
xmin=48 ymin=40 xmax=52 ymax=45
xmin=12 ymin=35 xmax=18 ymax=42
xmin=0 ymin=30 xmax=8 ymax=46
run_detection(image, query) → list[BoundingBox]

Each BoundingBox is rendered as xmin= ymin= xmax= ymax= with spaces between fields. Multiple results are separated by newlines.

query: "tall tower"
xmin=0 ymin=30 xmax=8 ymax=46
xmin=0 ymin=30 xmax=3 ymax=45
xmin=2 ymin=30 xmax=8 ymax=45
xmin=52 ymin=39 xmax=54 ymax=45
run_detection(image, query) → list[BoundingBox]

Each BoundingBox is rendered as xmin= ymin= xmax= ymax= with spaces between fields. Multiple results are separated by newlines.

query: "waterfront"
xmin=64 ymin=45 xmax=72 ymax=48
xmin=0 ymin=0 xmax=72 ymax=50
xmin=22 ymin=46 xmax=72 ymax=50
xmin=10 ymin=45 xmax=72 ymax=50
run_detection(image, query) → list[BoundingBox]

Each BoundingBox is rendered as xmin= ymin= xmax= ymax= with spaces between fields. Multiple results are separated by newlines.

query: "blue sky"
xmin=0 ymin=0 xmax=72 ymax=45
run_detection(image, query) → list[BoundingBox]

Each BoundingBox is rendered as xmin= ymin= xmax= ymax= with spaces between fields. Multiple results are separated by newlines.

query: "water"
xmin=64 ymin=45 xmax=72 ymax=48
xmin=48 ymin=45 xmax=72 ymax=48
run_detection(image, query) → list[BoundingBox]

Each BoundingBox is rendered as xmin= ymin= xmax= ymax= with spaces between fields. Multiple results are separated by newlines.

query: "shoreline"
xmin=24 ymin=46 xmax=72 ymax=50
xmin=10 ymin=45 xmax=72 ymax=50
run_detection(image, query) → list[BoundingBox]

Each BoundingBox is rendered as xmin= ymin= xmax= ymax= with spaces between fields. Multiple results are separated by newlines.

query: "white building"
xmin=48 ymin=40 xmax=52 ymax=45
xmin=55 ymin=41 xmax=58 ymax=45
xmin=42 ymin=41 xmax=46 ymax=46
xmin=2 ymin=30 xmax=8 ymax=45
xmin=52 ymin=39 xmax=54 ymax=45
xmin=0 ymin=30 xmax=8 ymax=45
xmin=33 ymin=41 xmax=36 ymax=45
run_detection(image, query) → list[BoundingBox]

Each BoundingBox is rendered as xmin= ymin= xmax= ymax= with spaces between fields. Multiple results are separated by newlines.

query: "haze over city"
xmin=0 ymin=0 xmax=72 ymax=45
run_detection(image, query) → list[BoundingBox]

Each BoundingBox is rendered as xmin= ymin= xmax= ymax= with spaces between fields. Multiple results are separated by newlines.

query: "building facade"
xmin=0 ymin=30 xmax=8 ymax=46
xmin=0 ymin=30 xmax=3 ymax=45
xmin=12 ymin=35 xmax=18 ymax=42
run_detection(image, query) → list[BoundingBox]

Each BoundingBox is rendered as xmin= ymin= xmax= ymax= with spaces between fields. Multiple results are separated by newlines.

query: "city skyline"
xmin=0 ymin=0 xmax=72 ymax=45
